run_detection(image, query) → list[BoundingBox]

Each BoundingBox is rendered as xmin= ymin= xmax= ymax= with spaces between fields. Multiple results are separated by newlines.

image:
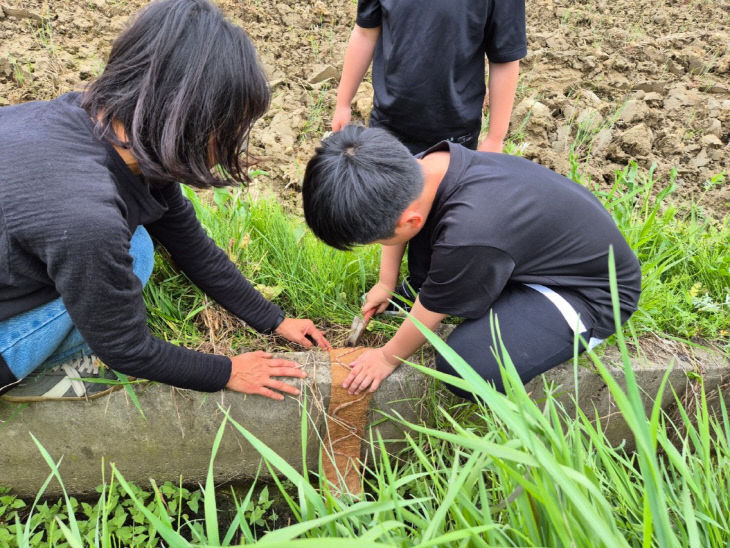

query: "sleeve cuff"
xmin=264 ymin=310 xmax=286 ymax=334
xmin=201 ymin=354 xmax=233 ymax=392
xmin=487 ymin=47 xmax=528 ymax=63
xmin=247 ymin=302 xmax=284 ymax=333
xmin=355 ymin=15 xmax=382 ymax=28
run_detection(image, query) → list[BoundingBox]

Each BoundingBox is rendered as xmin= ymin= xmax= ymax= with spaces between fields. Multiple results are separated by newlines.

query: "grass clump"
xmin=145 ymin=163 xmax=729 ymax=352
xmin=596 ymin=162 xmax=729 ymax=347
xmin=143 ymin=184 xmax=383 ymax=349
xmin=10 ymin=284 xmax=730 ymax=545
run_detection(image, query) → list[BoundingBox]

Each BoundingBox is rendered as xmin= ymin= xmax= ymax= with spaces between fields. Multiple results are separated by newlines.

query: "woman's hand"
xmin=362 ymin=281 xmax=395 ymax=320
xmin=343 ymin=347 xmax=399 ymax=395
xmin=275 ymin=318 xmax=331 ymax=349
xmin=227 ymin=351 xmax=307 ymax=400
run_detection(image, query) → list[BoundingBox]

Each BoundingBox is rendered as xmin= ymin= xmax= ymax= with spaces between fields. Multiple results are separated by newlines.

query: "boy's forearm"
xmin=381 ymin=298 xmax=446 ymax=366
xmin=379 ymin=242 xmax=406 ymax=289
xmin=482 ymin=60 xmax=520 ymax=147
xmin=335 ymin=24 xmax=381 ymax=108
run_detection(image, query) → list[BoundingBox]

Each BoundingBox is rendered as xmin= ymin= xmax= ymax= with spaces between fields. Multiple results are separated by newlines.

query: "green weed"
xmin=595 ymin=162 xmax=730 ymax=347
xmin=8 ymin=55 xmax=30 ymax=87
xmin=33 ymin=19 xmax=56 ymax=56
xmin=143 ymin=184 xmax=383 ymax=350
xmin=10 ymin=287 xmax=730 ymax=545
xmin=144 ymin=164 xmax=729 ymax=353
xmin=703 ymin=171 xmax=726 ymax=191
xmin=299 ymin=85 xmax=332 ymax=143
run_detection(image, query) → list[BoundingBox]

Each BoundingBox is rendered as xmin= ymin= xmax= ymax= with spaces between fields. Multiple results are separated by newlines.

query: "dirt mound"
xmin=519 ymin=0 xmax=729 ymax=215
xmin=1 ymin=0 xmax=727 ymax=215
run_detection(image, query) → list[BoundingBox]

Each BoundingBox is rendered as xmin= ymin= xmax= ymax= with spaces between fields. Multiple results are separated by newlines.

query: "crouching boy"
xmin=302 ymin=126 xmax=641 ymax=399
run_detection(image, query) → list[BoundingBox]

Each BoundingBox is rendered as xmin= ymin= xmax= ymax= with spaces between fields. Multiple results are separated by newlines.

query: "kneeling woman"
xmin=0 ymin=0 xmax=329 ymax=401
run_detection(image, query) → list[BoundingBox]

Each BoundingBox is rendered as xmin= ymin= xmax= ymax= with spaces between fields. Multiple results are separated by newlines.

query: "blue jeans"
xmin=0 ymin=226 xmax=154 ymax=380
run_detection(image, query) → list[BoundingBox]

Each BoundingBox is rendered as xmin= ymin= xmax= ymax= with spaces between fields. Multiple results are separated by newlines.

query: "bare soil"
xmin=1 ymin=0 xmax=728 ymax=216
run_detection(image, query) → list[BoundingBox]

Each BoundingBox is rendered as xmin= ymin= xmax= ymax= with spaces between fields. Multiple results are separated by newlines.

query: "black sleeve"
xmin=39 ymin=207 xmax=231 ymax=392
xmin=145 ymin=184 xmax=282 ymax=334
xmin=484 ymin=0 xmax=527 ymax=63
xmin=418 ymin=245 xmax=515 ymax=319
xmin=356 ymin=0 xmax=382 ymax=28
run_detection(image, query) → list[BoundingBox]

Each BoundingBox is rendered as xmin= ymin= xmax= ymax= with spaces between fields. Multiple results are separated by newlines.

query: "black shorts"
xmin=434 ymin=283 xmax=606 ymax=401
xmin=369 ymin=115 xmax=480 ymax=155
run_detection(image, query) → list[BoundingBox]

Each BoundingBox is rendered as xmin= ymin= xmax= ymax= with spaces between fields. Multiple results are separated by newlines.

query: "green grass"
xmin=144 ymin=163 xmax=729 ymax=352
xmin=5 ymin=296 xmax=730 ymax=546
xmin=3 ymin=163 xmax=728 ymax=546
xmin=593 ymin=162 xmax=729 ymax=347
xmin=143 ymin=184 xmax=385 ymax=350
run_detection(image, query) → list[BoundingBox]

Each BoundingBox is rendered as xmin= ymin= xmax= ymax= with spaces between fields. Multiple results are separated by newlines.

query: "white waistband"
xmin=524 ymin=284 xmax=604 ymax=350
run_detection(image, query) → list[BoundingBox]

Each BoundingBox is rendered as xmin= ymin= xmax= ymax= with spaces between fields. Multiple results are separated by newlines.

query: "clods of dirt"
xmin=1 ymin=0 xmax=728 ymax=215
xmin=518 ymin=0 xmax=729 ymax=214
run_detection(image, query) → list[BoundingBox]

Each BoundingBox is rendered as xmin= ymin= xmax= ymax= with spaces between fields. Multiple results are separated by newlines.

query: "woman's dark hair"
xmin=82 ymin=0 xmax=269 ymax=188
xmin=302 ymin=125 xmax=423 ymax=251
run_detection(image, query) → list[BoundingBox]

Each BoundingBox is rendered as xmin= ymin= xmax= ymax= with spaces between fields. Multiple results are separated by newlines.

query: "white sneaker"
xmin=0 ymin=355 xmax=122 ymax=402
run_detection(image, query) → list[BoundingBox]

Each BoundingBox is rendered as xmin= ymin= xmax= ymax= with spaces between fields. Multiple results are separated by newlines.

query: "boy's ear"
xmin=396 ymin=209 xmax=424 ymax=230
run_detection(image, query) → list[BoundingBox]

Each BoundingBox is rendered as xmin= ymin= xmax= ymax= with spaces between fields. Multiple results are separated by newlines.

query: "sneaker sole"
xmin=1 ymin=383 xmax=123 ymax=403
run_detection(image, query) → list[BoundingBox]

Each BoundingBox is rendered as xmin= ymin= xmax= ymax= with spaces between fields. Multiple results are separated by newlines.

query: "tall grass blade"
xmin=594 ymin=246 xmax=679 ymax=547
xmin=30 ymin=433 xmax=82 ymax=541
xmin=220 ymin=406 xmax=327 ymax=515
xmin=204 ymin=415 xmax=229 ymax=545
xmin=111 ymin=465 xmax=190 ymax=547
xmin=112 ymin=370 xmax=146 ymax=419
xmin=54 ymin=517 xmax=84 ymax=548
xmin=222 ymin=478 xmax=258 ymax=545
xmin=260 ymin=498 xmax=427 ymax=543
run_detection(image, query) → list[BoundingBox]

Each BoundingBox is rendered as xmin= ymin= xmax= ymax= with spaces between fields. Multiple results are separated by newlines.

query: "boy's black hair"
xmin=302 ymin=125 xmax=423 ymax=250
xmin=81 ymin=0 xmax=268 ymax=188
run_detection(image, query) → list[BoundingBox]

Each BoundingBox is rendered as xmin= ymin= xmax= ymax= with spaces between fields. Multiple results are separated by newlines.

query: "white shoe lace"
xmin=72 ymin=355 xmax=100 ymax=376
xmin=61 ymin=355 xmax=101 ymax=397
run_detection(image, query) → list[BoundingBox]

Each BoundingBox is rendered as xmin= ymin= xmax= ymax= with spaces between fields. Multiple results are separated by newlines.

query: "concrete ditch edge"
xmin=0 ymin=346 xmax=727 ymax=498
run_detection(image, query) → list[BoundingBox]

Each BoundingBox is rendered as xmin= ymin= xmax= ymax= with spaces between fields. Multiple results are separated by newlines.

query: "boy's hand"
xmin=478 ymin=136 xmax=504 ymax=153
xmin=227 ymin=351 xmax=307 ymax=400
xmin=275 ymin=318 xmax=331 ymax=349
xmin=343 ymin=347 xmax=399 ymax=394
xmin=331 ymin=104 xmax=352 ymax=132
xmin=362 ymin=281 xmax=394 ymax=318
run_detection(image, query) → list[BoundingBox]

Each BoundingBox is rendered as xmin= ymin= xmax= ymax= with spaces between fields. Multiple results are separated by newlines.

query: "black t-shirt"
xmin=409 ymin=143 xmax=642 ymax=339
xmin=0 ymin=93 xmax=283 ymax=391
xmin=356 ymin=0 xmax=526 ymax=143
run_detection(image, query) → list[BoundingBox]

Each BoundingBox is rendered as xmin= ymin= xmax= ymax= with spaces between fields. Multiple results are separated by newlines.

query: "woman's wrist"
xmin=268 ymin=310 xmax=286 ymax=334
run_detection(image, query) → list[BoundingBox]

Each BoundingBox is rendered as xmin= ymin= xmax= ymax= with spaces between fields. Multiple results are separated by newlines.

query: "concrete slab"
xmin=0 ymin=345 xmax=727 ymax=498
xmin=0 ymin=350 xmax=429 ymax=498
xmin=524 ymin=345 xmax=730 ymax=449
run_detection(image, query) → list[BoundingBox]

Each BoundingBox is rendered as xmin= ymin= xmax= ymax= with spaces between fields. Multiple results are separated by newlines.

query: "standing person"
xmin=302 ymin=126 xmax=642 ymax=399
xmin=331 ymin=0 xmax=526 ymax=154
xmin=0 ymin=0 xmax=330 ymax=402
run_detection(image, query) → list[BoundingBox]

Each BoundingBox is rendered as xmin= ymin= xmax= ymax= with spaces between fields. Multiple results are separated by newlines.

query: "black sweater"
xmin=0 ymin=93 xmax=282 ymax=391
